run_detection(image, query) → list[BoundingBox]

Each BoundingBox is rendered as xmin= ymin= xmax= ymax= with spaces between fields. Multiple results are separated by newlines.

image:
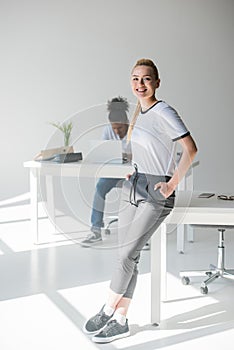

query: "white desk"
xmin=24 ymin=160 xmax=134 ymax=243
xmin=151 ymin=191 xmax=234 ymax=325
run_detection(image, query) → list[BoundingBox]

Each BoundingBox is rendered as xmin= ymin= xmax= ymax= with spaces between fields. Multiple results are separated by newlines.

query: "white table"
xmin=24 ymin=160 xmax=134 ymax=243
xmin=151 ymin=191 xmax=234 ymax=324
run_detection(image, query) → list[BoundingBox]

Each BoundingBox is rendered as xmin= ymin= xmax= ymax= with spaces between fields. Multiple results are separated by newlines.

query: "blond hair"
xmin=127 ymin=58 xmax=159 ymax=143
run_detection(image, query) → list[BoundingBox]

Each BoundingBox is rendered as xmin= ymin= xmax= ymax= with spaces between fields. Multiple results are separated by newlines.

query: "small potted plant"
xmin=50 ymin=121 xmax=73 ymax=147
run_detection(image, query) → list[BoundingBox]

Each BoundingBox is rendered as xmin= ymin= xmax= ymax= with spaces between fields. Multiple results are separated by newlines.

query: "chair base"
xmin=180 ymin=264 xmax=234 ymax=294
xmin=180 ymin=228 xmax=234 ymax=294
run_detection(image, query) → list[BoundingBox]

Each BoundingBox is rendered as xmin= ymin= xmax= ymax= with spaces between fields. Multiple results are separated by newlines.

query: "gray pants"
xmin=110 ymin=172 xmax=174 ymax=299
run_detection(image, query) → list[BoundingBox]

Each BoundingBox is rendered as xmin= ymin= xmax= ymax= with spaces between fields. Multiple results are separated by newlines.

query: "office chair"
xmin=103 ymin=215 xmax=118 ymax=235
xmin=180 ymin=225 xmax=234 ymax=294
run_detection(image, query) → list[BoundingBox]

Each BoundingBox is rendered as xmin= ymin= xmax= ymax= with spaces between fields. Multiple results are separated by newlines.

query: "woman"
xmin=83 ymin=58 xmax=198 ymax=343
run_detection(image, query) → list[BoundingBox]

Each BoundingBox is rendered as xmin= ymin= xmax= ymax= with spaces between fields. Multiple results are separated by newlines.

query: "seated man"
xmin=81 ymin=96 xmax=131 ymax=246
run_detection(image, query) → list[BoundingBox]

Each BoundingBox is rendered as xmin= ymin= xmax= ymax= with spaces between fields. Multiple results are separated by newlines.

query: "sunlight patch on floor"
xmin=0 ymin=201 xmax=89 ymax=253
xmin=0 ymin=293 xmax=97 ymax=350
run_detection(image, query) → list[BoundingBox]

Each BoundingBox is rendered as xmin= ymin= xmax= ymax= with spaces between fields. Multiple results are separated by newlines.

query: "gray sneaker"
xmin=92 ymin=319 xmax=130 ymax=343
xmin=83 ymin=305 xmax=113 ymax=334
xmin=80 ymin=232 xmax=102 ymax=247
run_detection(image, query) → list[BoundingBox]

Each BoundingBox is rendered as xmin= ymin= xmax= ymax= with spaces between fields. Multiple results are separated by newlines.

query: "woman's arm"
xmin=155 ymin=134 xmax=198 ymax=198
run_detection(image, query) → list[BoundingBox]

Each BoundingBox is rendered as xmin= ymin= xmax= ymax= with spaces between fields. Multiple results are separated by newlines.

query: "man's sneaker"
xmin=83 ymin=305 xmax=113 ymax=334
xmin=92 ymin=319 xmax=130 ymax=343
xmin=80 ymin=232 xmax=102 ymax=247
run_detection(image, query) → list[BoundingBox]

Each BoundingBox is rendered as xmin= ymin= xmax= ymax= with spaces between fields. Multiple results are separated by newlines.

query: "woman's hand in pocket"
xmin=154 ymin=181 xmax=175 ymax=198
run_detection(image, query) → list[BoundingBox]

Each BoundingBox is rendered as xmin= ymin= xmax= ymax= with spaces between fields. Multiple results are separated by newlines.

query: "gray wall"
xmin=1 ymin=0 xmax=234 ymax=202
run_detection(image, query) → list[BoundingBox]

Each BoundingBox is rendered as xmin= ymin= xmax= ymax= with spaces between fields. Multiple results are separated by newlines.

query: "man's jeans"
xmin=91 ymin=178 xmax=123 ymax=233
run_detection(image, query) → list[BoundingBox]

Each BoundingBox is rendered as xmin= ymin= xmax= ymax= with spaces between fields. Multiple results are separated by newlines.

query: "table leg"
xmin=161 ymin=223 xmax=167 ymax=302
xmin=30 ymin=168 xmax=39 ymax=244
xmin=176 ymin=169 xmax=194 ymax=252
xmin=177 ymin=177 xmax=185 ymax=253
xmin=184 ymin=169 xmax=194 ymax=243
xmin=45 ymin=175 xmax=57 ymax=233
xmin=151 ymin=222 xmax=167 ymax=325
xmin=177 ymin=222 xmax=194 ymax=253
xmin=177 ymin=224 xmax=185 ymax=254
xmin=187 ymin=224 xmax=194 ymax=242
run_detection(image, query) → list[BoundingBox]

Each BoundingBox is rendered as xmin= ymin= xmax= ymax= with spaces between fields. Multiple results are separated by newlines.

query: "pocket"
xmin=135 ymin=175 xmax=148 ymax=201
xmin=147 ymin=184 xmax=165 ymax=202
xmin=146 ymin=176 xmax=175 ymax=205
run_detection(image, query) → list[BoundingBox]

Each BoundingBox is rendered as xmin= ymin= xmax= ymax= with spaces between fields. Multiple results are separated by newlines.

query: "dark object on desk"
xmin=34 ymin=146 xmax=74 ymax=161
xmin=52 ymin=152 xmax=83 ymax=163
xmin=37 ymin=152 xmax=83 ymax=163
xmin=217 ymin=195 xmax=234 ymax=201
xmin=198 ymin=193 xmax=215 ymax=198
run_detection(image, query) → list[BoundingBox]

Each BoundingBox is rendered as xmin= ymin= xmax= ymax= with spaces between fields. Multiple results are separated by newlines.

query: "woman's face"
xmin=131 ymin=65 xmax=160 ymax=101
xmin=111 ymin=122 xmax=128 ymax=139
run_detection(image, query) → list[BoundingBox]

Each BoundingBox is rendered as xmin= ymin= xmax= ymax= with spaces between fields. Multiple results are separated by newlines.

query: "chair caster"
xmin=104 ymin=229 xmax=111 ymax=235
xmin=205 ymin=271 xmax=213 ymax=277
xmin=200 ymin=286 xmax=208 ymax=294
xmin=181 ymin=276 xmax=190 ymax=285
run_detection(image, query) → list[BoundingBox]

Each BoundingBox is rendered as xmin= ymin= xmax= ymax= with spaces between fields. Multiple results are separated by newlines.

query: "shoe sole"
xmin=83 ymin=322 xmax=108 ymax=335
xmin=80 ymin=239 xmax=102 ymax=247
xmin=92 ymin=330 xmax=130 ymax=343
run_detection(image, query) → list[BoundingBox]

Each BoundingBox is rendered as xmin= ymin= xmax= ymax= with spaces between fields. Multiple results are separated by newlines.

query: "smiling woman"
xmin=83 ymin=58 xmax=198 ymax=344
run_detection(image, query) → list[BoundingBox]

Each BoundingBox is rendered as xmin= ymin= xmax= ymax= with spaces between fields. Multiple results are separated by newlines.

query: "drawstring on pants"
xmin=129 ymin=163 xmax=139 ymax=207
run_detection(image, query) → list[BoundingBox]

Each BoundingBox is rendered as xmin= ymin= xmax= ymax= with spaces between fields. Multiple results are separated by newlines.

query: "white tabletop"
xmin=166 ymin=191 xmax=234 ymax=225
xmin=24 ymin=160 xmax=134 ymax=178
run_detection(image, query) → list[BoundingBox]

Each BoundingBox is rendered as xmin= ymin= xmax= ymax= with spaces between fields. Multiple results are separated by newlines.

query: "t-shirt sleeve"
xmin=159 ymin=105 xmax=190 ymax=141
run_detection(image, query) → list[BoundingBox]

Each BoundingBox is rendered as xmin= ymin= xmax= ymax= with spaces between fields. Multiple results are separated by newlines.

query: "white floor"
xmin=1 ymin=200 xmax=234 ymax=350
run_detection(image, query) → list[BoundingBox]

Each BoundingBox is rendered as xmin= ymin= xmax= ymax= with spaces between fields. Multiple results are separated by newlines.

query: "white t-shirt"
xmin=131 ymin=101 xmax=190 ymax=176
xmin=102 ymin=124 xmax=131 ymax=155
